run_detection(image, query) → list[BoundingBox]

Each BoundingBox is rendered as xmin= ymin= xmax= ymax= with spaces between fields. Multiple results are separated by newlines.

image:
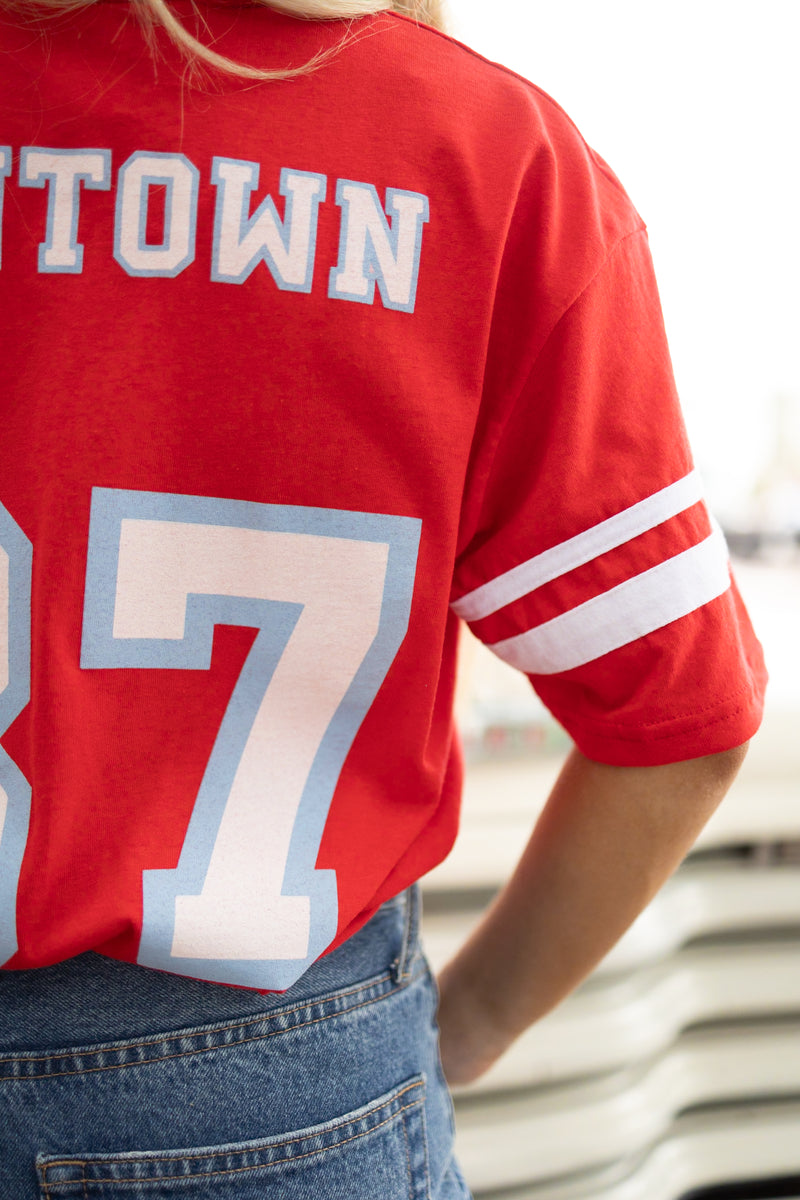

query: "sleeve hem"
xmin=566 ymin=700 xmax=767 ymax=763
xmin=565 ymin=690 xmax=765 ymax=767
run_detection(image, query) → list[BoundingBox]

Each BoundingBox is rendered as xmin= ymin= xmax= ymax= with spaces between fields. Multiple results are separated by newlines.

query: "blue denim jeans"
xmin=0 ymin=887 xmax=471 ymax=1198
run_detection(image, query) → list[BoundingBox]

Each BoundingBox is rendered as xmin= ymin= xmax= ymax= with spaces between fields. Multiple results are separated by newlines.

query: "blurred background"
xmin=421 ymin=4 xmax=800 ymax=1198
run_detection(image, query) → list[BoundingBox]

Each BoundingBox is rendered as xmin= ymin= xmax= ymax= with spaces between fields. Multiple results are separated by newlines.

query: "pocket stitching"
xmin=38 ymin=1079 xmax=426 ymax=1189
xmin=13 ymin=974 xmax=415 ymax=1082
xmin=5 ymin=971 xmax=395 ymax=1070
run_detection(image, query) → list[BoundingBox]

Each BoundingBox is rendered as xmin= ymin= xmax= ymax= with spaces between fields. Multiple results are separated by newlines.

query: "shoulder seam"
xmin=456 ymin=227 xmax=649 ymax=566
xmin=510 ymin=225 xmax=649 ymax=422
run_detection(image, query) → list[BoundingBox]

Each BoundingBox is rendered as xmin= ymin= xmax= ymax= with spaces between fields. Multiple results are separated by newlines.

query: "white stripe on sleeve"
xmin=488 ymin=521 xmax=730 ymax=675
xmin=452 ymin=470 xmax=705 ymax=622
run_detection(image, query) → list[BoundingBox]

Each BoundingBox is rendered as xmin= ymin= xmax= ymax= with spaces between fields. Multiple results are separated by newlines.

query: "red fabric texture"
xmin=0 ymin=4 xmax=766 ymax=982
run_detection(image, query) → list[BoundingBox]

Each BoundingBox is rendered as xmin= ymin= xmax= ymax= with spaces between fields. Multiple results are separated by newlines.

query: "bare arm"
xmin=436 ymin=742 xmax=748 ymax=1086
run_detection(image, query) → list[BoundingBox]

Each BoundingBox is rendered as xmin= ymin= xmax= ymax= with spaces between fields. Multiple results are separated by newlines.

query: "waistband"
xmin=0 ymin=887 xmax=421 ymax=1054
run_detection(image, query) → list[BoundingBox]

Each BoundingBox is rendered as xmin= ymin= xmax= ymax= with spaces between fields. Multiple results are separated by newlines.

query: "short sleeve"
xmin=452 ymin=229 xmax=767 ymax=765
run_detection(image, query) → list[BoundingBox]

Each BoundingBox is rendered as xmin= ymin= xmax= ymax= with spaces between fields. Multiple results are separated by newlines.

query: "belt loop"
xmin=393 ymin=884 xmax=420 ymax=983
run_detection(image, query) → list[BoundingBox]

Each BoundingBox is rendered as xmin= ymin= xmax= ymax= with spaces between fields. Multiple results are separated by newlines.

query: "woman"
xmin=0 ymin=0 xmax=765 ymax=1194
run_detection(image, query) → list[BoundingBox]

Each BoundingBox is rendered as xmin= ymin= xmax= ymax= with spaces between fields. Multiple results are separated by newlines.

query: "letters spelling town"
xmin=0 ymin=148 xmax=430 ymax=313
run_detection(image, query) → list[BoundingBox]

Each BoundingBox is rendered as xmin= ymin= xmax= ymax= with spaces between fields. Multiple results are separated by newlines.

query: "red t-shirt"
xmin=0 ymin=3 xmax=766 ymax=989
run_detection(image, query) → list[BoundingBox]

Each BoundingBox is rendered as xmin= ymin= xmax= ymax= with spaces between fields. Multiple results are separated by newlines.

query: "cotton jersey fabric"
xmin=0 ymin=4 xmax=766 ymax=992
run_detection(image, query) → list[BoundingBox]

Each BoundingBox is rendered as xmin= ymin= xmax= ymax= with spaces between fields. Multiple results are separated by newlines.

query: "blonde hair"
xmin=1 ymin=0 xmax=447 ymax=80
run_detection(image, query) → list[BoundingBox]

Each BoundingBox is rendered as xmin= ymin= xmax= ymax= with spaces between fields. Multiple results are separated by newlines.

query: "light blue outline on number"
xmin=81 ymin=488 xmax=421 ymax=990
xmin=210 ymin=161 xmax=326 ymax=290
xmin=329 ymin=179 xmax=429 ymax=313
xmin=0 ymin=503 xmax=32 ymax=967
xmin=114 ymin=152 xmax=199 ymax=279
xmin=19 ymin=147 xmax=112 ymax=274
xmin=0 ymin=147 xmax=12 ymax=271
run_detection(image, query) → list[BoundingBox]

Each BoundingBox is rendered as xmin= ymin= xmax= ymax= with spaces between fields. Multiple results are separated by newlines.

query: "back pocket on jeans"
xmin=37 ymin=1075 xmax=430 ymax=1199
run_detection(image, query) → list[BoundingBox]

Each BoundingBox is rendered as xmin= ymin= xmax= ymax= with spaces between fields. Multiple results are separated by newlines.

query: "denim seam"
xmin=401 ymin=1100 xmax=413 ymax=1196
xmin=1 ymin=973 xmax=393 ymax=1068
xmin=3 ymin=974 xmax=420 ymax=1082
xmin=38 ymin=1086 xmax=425 ymax=1192
xmin=393 ymin=886 xmax=419 ymax=983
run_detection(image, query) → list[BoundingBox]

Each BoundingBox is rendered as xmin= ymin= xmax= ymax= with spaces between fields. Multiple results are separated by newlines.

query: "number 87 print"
xmin=1 ymin=489 xmax=421 ymax=990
